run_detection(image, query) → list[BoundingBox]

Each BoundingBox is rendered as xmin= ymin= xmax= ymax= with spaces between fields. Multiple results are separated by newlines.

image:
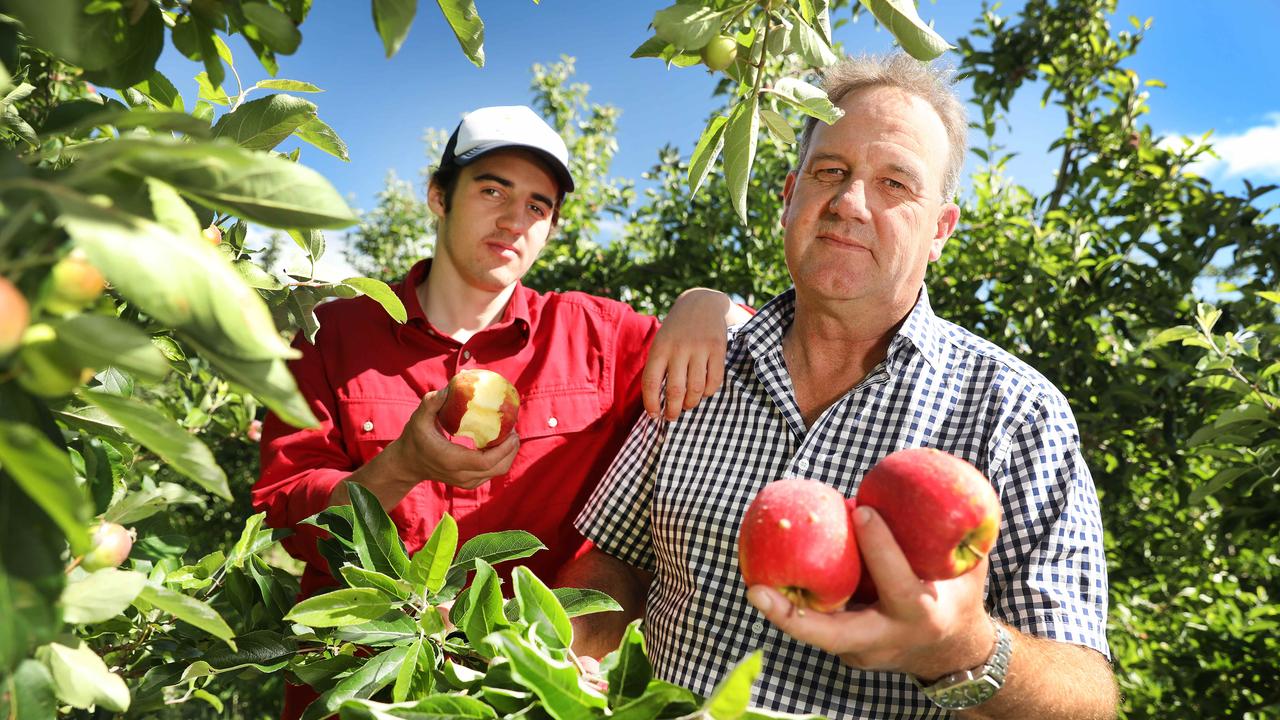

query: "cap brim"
xmin=455 ymin=142 xmax=575 ymax=193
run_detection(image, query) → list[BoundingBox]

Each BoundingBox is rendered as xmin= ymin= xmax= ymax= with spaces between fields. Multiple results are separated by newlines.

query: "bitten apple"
xmin=738 ymin=478 xmax=860 ymax=613
xmin=80 ymin=522 xmax=136 ymax=571
xmin=437 ymin=369 xmax=520 ymax=449
xmin=855 ymin=447 xmax=1001 ymax=582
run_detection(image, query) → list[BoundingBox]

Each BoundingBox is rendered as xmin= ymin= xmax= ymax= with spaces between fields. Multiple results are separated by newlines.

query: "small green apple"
xmin=701 ymin=35 xmax=739 ymax=72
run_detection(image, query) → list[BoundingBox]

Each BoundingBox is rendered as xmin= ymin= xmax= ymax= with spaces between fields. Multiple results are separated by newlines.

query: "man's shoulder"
xmin=525 ymin=286 xmax=650 ymax=324
xmin=931 ymin=316 xmax=1068 ymax=407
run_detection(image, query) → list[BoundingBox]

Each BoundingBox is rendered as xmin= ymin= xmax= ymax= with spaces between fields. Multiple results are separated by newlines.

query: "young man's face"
xmin=780 ymin=85 xmax=960 ymax=312
xmin=429 ymin=148 xmax=559 ymax=293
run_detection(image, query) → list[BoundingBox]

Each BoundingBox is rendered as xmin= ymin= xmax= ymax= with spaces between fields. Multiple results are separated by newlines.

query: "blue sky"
xmin=154 ymin=1 xmax=1280 ymax=277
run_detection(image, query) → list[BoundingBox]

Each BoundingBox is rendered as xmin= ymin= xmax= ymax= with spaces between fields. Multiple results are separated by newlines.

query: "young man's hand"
xmin=644 ymin=288 xmax=750 ymax=422
xmin=389 ymin=388 xmax=520 ymax=490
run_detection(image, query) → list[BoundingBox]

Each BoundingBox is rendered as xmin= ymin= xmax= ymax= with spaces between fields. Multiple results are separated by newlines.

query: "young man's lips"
xmin=486 ymin=242 xmax=519 ymax=258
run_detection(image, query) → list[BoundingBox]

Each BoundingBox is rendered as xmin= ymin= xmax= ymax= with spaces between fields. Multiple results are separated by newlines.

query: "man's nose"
xmin=496 ymin=202 xmax=528 ymax=233
xmin=828 ymin=179 xmax=872 ymax=222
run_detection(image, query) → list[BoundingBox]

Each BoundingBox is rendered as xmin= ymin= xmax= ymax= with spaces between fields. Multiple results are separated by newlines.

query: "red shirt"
xmin=253 ymin=259 xmax=660 ymax=596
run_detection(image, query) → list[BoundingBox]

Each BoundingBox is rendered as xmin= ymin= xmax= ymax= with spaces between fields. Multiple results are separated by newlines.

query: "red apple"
xmin=0 ymin=276 xmax=29 ymax=356
xmin=202 ymin=225 xmax=223 ymax=246
xmin=80 ymin=522 xmax=136 ymax=571
xmin=738 ymin=478 xmax=860 ymax=613
xmin=855 ymin=447 xmax=1001 ymax=582
xmin=437 ymin=369 xmax=520 ymax=449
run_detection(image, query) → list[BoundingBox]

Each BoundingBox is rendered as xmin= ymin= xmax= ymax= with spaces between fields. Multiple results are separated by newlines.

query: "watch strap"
xmin=913 ymin=617 xmax=1013 ymax=710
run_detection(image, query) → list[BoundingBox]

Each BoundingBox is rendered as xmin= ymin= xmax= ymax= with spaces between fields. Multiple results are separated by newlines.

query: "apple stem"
xmin=64 ymin=555 xmax=83 ymax=575
xmin=960 ymin=541 xmax=985 ymax=559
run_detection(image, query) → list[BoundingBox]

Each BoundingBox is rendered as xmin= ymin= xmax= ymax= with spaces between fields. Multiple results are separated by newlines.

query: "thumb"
xmin=419 ymin=388 xmax=448 ymax=416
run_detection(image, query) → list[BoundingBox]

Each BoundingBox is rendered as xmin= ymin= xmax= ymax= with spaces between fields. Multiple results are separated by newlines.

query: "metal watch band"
xmin=914 ymin=618 xmax=1013 ymax=711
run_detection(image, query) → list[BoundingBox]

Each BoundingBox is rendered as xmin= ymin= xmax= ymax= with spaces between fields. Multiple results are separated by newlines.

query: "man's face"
xmin=780 ymin=85 xmax=960 ymax=311
xmin=428 ymin=149 xmax=559 ymax=293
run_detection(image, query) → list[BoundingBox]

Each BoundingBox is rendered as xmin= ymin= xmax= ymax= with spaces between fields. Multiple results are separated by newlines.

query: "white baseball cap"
xmin=440 ymin=105 xmax=575 ymax=192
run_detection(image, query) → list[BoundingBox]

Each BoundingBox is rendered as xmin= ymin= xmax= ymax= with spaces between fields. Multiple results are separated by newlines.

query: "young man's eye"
xmin=529 ymin=204 xmax=547 ymax=217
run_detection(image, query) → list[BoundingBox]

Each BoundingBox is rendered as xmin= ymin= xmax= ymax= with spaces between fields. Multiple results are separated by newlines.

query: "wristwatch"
xmin=913 ymin=617 xmax=1013 ymax=710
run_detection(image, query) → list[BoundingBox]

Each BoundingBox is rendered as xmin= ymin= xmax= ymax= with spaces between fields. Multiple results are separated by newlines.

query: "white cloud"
xmin=1165 ymin=113 xmax=1280 ymax=180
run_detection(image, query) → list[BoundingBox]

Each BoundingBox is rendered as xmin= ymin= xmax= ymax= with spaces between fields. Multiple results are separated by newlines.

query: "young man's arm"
xmin=643 ymin=288 xmax=753 ymax=422
xmin=559 ymin=548 xmax=653 ymax=659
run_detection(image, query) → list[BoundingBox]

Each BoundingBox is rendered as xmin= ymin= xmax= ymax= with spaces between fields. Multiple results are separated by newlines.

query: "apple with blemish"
xmin=855 ymin=447 xmax=1001 ymax=583
xmin=738 ymin=478 xmax=861 ymax=613
xmin=437 ymin=369 xmax=520 ymax=449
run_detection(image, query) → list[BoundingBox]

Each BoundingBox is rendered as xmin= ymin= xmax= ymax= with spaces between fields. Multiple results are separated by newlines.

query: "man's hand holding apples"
xmin=746 ymin=504 xmax=998 ymax=681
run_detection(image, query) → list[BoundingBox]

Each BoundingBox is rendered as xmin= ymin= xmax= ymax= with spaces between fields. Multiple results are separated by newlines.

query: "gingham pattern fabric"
xmin=575 ymin=287 xmax=1110 ymax=720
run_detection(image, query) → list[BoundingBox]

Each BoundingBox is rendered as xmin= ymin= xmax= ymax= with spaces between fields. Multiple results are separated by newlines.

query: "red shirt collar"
xmin=394 ymin=258 xmax=532 ymax=345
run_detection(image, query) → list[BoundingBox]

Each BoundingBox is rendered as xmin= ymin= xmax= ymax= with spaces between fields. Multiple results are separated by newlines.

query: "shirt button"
xmin=362 ymin=420 xmax=374 ymax=432
xmin=797 ymin=458 xmax=809 ymax=470
xmin=547 ymin=417 xmax=558 ymax=428
xmin=462 ymin=350 xmax=471 ymax=360
xmin=751 ymin=620 xmax=765 ymax=634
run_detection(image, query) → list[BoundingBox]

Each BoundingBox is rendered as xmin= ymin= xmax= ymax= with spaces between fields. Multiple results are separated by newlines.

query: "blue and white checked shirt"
xmin=576 ymin=287 xmax=1110 ymax=719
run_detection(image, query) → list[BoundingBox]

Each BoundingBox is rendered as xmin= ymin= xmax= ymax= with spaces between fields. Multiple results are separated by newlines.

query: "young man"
xmin=253 ymin=106 xmax=747 ymax=718
xmin=565 ymin=56 xmax=1119 ymax=719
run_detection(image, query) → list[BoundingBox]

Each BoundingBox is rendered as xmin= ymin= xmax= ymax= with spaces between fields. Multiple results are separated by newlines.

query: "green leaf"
xmin=257 ymin=79 xmax=324 ymax=93
xmin=225 ymin=512 xmax=267 ymax=569
xmin=759 ymin=108 xmax=796 ymax=144
xmin=242 ymin=3 xmax=302 ymax=54
xmin=600 ymin=620 xmax=651 ymax=705
xmin=0 ymin=420 xmax=92 ymax=553
xmin=1256 ymin=290 xmax=1280 ymax=304
xmin=763 ymin=78 xmax=844 ymax=125
xmin=440 ymin=530 xmax=545 ymax=596
xmin=196 ymin=72 xmax=231 ymax=105
xmin=610 ymin=679 xmax=700 ymax=720
xmin=343 ymin=277 xmax=408 ymax=323
xmin=743 ymin=710 xmax=827 ymax=720
xmin=137 ymin=583 xmax=237 ymax=648
xmin=340 ymin=694 xmax=496 ymax=720
xmin=407 ymin=513 xmax=458 ymax=595
xmin=857 ymin=0 xmax=953 ymax=60
xmin=201 ymin=630 xmax=299 ymax=673
xmin=651 ymin=4 xmax=725 ymax=52
xmin=61 ymin=568 xmax=148 ymax=624
xmin=631 ymin=35 xmax=669 ymax=59
xmin=391 ymin=637 xmax=435 ymax=702
xmin=69 ymin=136 xmax=358 ymax=229
xmin=289 ymin=228 xmax=328 ymax=265
xmin=723 ymin=97 xmax=759 ymax=225
xmin=347 ymin=481 xmax=412 ymax=579
xmin=295 ymin=116 xmax=351 ymax=161
xmin=703 ymin=651 xmax=762 ymax=720
xmin=333 ymin=612 xmax=420 ymax=646
xmin=1148 ymin=325 xmax=1201 ymax=348
xmin=688 ymin=115 xmax=728 ymax=195
xmin=146 ymin=176 xmax=201 ymax=239
xmin=787 ymin=14 xmax=839 ymax=68
xmin=1213 ymin=404 xmax=1273 ymax=427
xmin=0 ymin=659 xmax=57 ymax=720
xmin=341 ymin=565 xmax=412 ymax=601
xmin=302 ymin=646 xmax=412 ymax=720
xmin=436 ymin=0 xmax=485 ymax=67
xmin=212 ymin=94 xmax=317 ymax=152
xmin=235 ymin=258 xmax=285 ymax=290
xmin=372 ymin=0 xmax=419 ymax=58
xmin=550 ymin=587 xmax=622 ymax=617
xmin=1190 ymin=466 xmax=1253 ymax=505
xmin=53 ymin=315 xmax=170 ymax=384
xmin=47 ymin=185 xmax=298 ymax=363
xmin=457 ymin=560 xmax=509 ymax=645
xmin=39 ymin=641 xmax=130 ymax=712
xmin=187 ymin=340 xmax=317 ymax=429
xmin=513 ymin=566 xmax=573 ymax=648
xmin=284 ymin=587 xmax=396 ymax=627
xmin=484 ymin=630 xmax=606 ymax=720
xmin=134 ymin=71 xmax=184 ymax=112
xmin=80 ymin=390 xmax=230 ymax=500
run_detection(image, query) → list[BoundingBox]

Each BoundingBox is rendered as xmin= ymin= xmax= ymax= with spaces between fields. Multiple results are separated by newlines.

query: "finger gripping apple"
xmin=738 ymin=478 xmax=861 ymax=613
xmin=437 ymin=369 xmax=520 ymax=449
xmin=856 ymin=447 xmax=1001 ymax=582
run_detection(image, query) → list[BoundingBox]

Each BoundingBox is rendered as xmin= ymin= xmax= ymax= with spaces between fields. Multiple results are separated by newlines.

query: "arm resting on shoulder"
xmin=558 ymin=547 xmax=653 ymax=659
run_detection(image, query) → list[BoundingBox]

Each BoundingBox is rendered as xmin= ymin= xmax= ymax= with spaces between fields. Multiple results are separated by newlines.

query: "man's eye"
xmin=816 ymin=168 xmax=846 ymax=179
xmin=529 ymin=204 xmax=547 ymax=217
xmin=884 ymin=178 xmax=907 ymax=190
xmin=482 ymin=187 xmax=501 ymax=197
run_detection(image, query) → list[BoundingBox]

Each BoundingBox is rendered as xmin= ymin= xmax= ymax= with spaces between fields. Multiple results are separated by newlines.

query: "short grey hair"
xmin=795 ymin=53 xmax=967 ymax=202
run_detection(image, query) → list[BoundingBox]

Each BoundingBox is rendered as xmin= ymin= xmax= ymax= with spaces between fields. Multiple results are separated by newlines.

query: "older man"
xmin=563 ymin=55 xmax=1118 ymax=719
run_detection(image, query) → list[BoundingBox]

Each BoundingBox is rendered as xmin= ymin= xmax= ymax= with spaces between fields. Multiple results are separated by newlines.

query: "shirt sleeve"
xmin=574 ymin=414 xmax=667 ymax=573
xmin=986 ymin=389 xmax=1111 ymax=658
xmin=251 ymin=330 xmax=356 ymax=574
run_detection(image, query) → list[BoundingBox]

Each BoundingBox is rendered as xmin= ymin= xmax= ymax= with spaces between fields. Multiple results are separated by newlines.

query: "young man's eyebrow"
xmin=473 ymin=172 xmax=554 ymax=209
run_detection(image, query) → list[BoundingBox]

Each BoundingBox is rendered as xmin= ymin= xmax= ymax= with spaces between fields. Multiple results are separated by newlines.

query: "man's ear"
xmin=780 ymin=171 xmax=798 ymax=228
xmin=427 ymin=180 xmax=447 ymax=218
xmin=929 ymin=202 xmax=961 ymax=262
